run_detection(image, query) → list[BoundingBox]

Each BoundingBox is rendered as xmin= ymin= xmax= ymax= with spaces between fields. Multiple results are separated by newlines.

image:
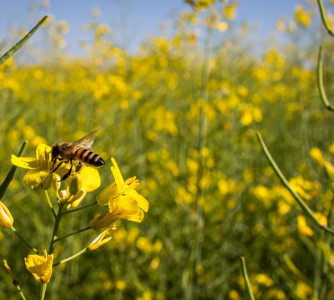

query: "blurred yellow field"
xmin=1 ymin=1 xmax=334 ymax=299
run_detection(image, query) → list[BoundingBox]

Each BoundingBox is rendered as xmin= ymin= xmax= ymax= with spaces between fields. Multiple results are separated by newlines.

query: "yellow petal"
xmin=88 ymin=228 xmax=112 ymax=251
xmin=125 ymin=176 xmax=138 ymax=187
xmin=96 ymin=183 xmax=118 ymax=206
xmin=23 ymin=169 xmax=50 ymax=189
xmin=111 ymin=158 xmax=124 ymax=189
xmin=79 ymin=166 xmax=101 ymax=192
xmin=89 ymin=211 xmax=118 ymax=230
xmin=125 ymin=189 xmax=149 ymax=212
xmin=110 ymin=198 xmax=144 ymax=222
xmin=11 ymin=155 xmax=39 ymax=169
xmin=69 ymin=189 xmax=87 ymax=208
xmin=0 ymin=202 xmax=13 ymax=228
xmin=25 ymin=250 xmax=53 ymax=283
xmin=36 ymin=144 xmax=52 ymax=163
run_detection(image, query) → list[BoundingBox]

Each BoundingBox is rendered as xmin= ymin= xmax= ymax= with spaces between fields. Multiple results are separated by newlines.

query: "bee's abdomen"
xmin=74 ymin=148 xmax=105 ymax=167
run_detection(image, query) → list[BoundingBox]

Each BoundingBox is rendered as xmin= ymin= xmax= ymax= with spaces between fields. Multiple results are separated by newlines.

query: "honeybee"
xmin=50 ymin=130 xmax=105 ymax=180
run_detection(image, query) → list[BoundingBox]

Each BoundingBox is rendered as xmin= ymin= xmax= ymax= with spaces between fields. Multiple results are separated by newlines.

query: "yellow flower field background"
xmin=1 ymin=0 xmax=334 ymax=299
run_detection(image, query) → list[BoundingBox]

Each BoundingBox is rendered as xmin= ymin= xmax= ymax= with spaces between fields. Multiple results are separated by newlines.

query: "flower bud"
xmin=88 ymin=228 xmax=112 ymax=251
xmin=0 ymin=201 xmax=13 ymax=228
xmin=59 ymin=190 xmax=67 ymax=202
xmin=53 ymin=174 xmax=61 ymax=191
xmin=69 ymin=173 xmax=82 ymax=196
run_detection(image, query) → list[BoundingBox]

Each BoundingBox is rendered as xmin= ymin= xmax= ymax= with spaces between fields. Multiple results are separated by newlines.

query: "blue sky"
xmin=0 ymin=0 xmax=308 ymax=55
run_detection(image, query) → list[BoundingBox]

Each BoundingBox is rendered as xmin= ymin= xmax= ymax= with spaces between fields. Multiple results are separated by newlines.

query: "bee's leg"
xmin=60 ymin=160 xmax=73 ymax=181
xmin=51 ymin=161 xmax=64 ymax=173
xmin=50 ymin=157 xmax=58 ymax=172
xmin=75 ymin=162 xmax=83 ymax=173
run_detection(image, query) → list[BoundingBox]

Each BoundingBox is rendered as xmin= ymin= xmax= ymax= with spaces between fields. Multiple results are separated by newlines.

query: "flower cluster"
xmin=8 ymin=143 xmax=149 ymax=287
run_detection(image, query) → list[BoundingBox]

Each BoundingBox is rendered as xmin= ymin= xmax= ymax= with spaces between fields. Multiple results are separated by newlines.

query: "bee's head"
xmin=51 ymin=144 xmax=60 ymax=158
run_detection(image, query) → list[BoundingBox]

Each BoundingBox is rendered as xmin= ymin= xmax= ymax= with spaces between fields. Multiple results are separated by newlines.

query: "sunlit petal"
xmin=11 ymin=155 xmax=39 ymax=169
xmin=0 ymin=202 xmax=13 ymax=228
xmin=111 ymin=157 xmax=124 ymax=188
xmin=125 ymin=190 xmax=149 ymax=212
xmin=80 ymin=166 xmax=101 ymax=192
xmin=96 ymin=183 xmax=118 ymax=206
xmin=88 ymin=228 xmax=112 ymax=250
xmin=23 ymin=169 xmax=49 ymax=189
xmin=25 ymin=250 xmax=53 ymax=283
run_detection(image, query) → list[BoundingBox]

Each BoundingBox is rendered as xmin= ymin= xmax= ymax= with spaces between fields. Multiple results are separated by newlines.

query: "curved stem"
xmin=256 ymin=132 xmax=334 ymax=235
xmin=44 ymin=190 xmax=56 ymax=219
xmin=11 ymin=226 xmax=40 ymax=255
xmin=0 ymin=16 xmax=48 ymax=65
xmin=240 ymin=257 xmax=255 ymax=300
xmin=316 ymin=0 xmax=334 ymax=37
xmin=53 ymin=226 xmax=91 ymax=244
xmin=317 ymin=45 xmax=334 ymax=111
xmin=62 ymin=201 xmax=97 ymax=215
xmin=0 ymin=140 xmax=28 ymax=200
xmin=53 ymin=247 xmax=88 ymax=267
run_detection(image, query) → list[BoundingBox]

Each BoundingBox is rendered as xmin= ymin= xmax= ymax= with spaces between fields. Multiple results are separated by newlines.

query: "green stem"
xmin=0 ymin=16 xmax=48 ymax=65
xmin=48 ymin=204 xmax=64 ymax=254
xmin=11 ymin=226 xmax=40 ymax=255
xmin=40 ymin=283 xmax=47 ymax=300
xmin=16 ymin=284 xmax=27 ymax=300
xmin=316 ymin=0 xmax=334 ymax=37
xmin=53 ymin=226 xmax=91 ymax=244
xmin=317 ymin=45 xmax=334 ymax=111
xmin=40 ymin=202 xmax=64 ymax=300
xmin=240 ymin=257 xmax=255 ymax=300
xmin=0 ymin=140 xmax=28 ymax=200
xmin=44 ymin=190 xmax=56 ymax=219
xmin=62 ymin=201 xmax=97 ymax=215
xmin=53 ymin=247 xmax=88 ymax=267
xmin=256 ymin=132 xmax=334 ymax=235
xmin=3 ymin=259 xmax=27 ymax=300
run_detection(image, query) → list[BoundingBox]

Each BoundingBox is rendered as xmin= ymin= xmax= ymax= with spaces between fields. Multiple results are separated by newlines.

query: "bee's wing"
xmin=73 ymin=129 xmax=99 ymax=150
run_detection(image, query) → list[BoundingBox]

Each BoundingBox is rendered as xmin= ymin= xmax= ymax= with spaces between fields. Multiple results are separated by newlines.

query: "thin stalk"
xmin=0 ymin=16 xmax=48 ymax=65
xmin=40 ymin=202 xmax=65 ymax=300
xmin=16 ymin=284 xmax=27 ymax=300
xmin=3 ymin=259 xmax=27 ymax=300
xmin=53 ymin=226 xmax=91 ymax=244
xmin=316 ymin=0 xmax=334 ymax=37
xmin=317 ymin=46 xmax=334 ymax=111
xmin=44 ymin=190 xmax=56 ymax=219
xmin=62 ymin=201 xmax=97 ymax=215
xmin=11 ymin=226 xmax=40 ymax=255
xmin=240 ymin=257 xmax=255 ymax=300
xmin=40 ymin=283 xmax=47 ymax=300
xmin=53 ymin=247 xmax=88 ymax=267
xmin=0 ymin=140 xmax=28 ymax=200
xmin=256 ymin=132 xmax=334 ymax=235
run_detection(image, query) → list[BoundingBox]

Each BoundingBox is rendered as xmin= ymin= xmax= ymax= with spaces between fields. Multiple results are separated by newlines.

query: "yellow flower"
xmin=297 ymin=215 xmax=313 ymax=237
xmin=294 ymin=5 xmax=311 ymax=27
xmin=89 ymin=197 xmax=145 ymax=229
xmin=11 ymin=144 xmax=69 ymax=189
xmin=0 ymin=201 xmax=13 ymax=228
xmin=97 ymin=158 xmax=149 ymax=212
xmin=25 ymin=250 xmax=53 ymax=283
xmin=90 ymin=158 xmax=149 ymax=230
xmin=88 ymin=228 xmax=112 ymax=250
xmin=68 ymin=165 xmax=101 ymax=208
xmin=223 ymin=2 xmax=238 ymax=20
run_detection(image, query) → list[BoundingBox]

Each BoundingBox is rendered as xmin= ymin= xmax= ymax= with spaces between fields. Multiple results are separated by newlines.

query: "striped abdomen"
xmin=74 ymin=148 xmax=105 ymax=167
